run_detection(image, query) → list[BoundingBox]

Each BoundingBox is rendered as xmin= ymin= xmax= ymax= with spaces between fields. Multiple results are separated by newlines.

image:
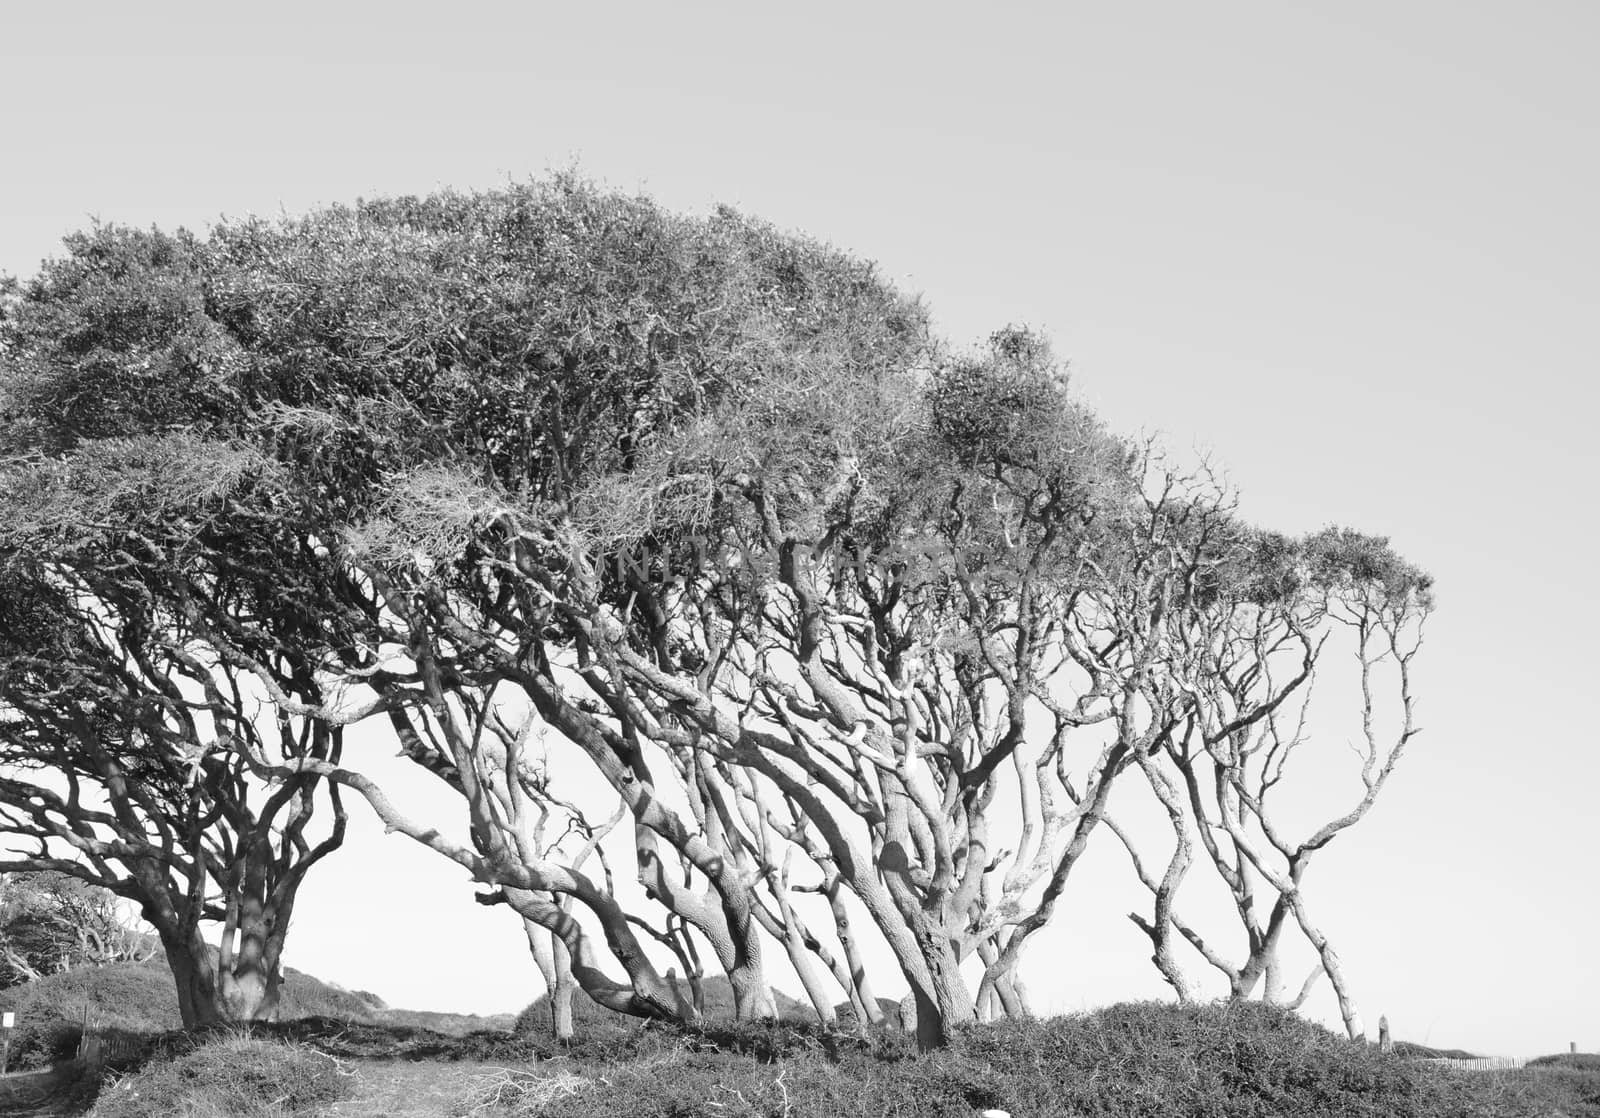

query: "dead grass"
xmin=88 ymin=1034 xmax=355 ymax=1118
xmin=446 ymin=1068 xmax=589 ymax=1117
xmin=322 ymin=1061 xmax=582 ymax=1118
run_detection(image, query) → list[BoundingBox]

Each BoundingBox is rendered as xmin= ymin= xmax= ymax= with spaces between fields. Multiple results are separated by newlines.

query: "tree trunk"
xmin=163 ymin=945 xmax=216 ymax=1029
xmin=780 ymin=931 xmax=839 ymax=1028
xmin=219 ymin=961 xmax=275 ymax=1023
xmin=217 ymin=874 xmax=280 ymax=1023
xmin=975 ymin=978 xmax=997 ymax=1023
xmin=551 ymin=930 xmax=576 ymax=1041
xmin=725 ymin=954 xmax=778 ymax=1022
xmin=825 ymin=879 xmax=883 ymax=1027
xmin=975 ymin=939 xmax=1028 ymax=1021
xmin=158 ymin=930 xmax=223 ymax=1029
xmin=523 ymin=917 xmax=575 ymax=1043
xmin=909 ymin=928 xmax=978 ymax=1050
xmin=748 ymin=891 xmax=839 ymax=1028
xmin=1262 ymin=954 xmax=1285 ymax=1005
xmin=505 ymin=885 xmax=691 ymax=1023
xmin=1289 ymin=894 xmax=1364 ymax=1040
xmin=983 ymin=953 xmax=1030 ymax=1019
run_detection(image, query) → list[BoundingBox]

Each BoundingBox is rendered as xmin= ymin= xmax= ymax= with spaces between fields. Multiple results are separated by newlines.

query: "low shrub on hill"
xmin=1531 ymin=1051 xmax=1600 ymax=1070
xmin=464 ymin=1001 xmax=1526 ymax=1118
xmin=1515 ymin=1054 xmax=1600 ymax=1116
xmin=14 ymin=979 xmax=1597 ymax=1118
xmin=384 ymin=1007 xmax=519 ymax=1035
xmin=0 ymin=956 xmax=437 ymax=1070
xmin=265 ymin=1014 xmax=536 ymax=1063
xmin=279 ymin=965 xmax=390 ymax=1020
xmin=955 ymin=1001 xmax=1477 ymax=1118
xmin=514 ymin=976 xmax=815 ymax=1042
xmin=0 ymin=957 xmax=179 ymax=1068
xmin=87 ymin=1034 xmax=355 ymax=1118
xmin=1393 ymin=1040 xmax=1479 ymax=1059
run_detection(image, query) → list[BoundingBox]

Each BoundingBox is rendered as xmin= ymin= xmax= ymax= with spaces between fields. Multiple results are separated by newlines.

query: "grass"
xmin=444 ymin=1067 xmax=589 ymax=1117
xmin=0 ymin=959 xmax=179 ymax=1068
xmin=1530 ymin=1052 xmax=1600 ymax=1070
xmin=0 ymin=956 xmax=511 ymax=1072
xmin=86 ymin=1034 xmax=355 ymax=1118
xmin=10 ymin=962 xmax=1600 ymax=1117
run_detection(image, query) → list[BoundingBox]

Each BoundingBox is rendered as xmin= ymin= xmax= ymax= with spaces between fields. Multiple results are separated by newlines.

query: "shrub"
xmin=260 ymin=1015 xmax=536 ymax=1064
xmin=0 ymin=954 xmax=403 ymax=1070
xmin=1506 ymin=1059 xmax=1600 ymax=1116
xmin=514 ymin=977 xmax=816 ymax=1042
xmin=350 ymin=987 xmax=388 ymax=1010
xmin=0 ymin=956 xmax=180 ymax=1069
xmin=88 ymin=1034 xmax=354 ymax=1118
xmin=277 ymin=965 xmax=385 ymax=1021
xmin=1530 ymin=1052 xmax=1600 ymax=1070
xmin=486 ymin=1000 xmax=1538 ymax=1118
xmin=955 ymin=1001 xmax=1480 ymax=1118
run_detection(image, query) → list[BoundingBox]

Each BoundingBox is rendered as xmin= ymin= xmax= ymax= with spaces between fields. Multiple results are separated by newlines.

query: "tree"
xmin=0 ymin=180 xmax=1431 ymax=1050
xmin=1102 ymin=520 xmax=1431 ymax=1037
xmin=0 ymin=540 xmax=352 ymax=1026
xmin=178 ymin=180 xmax=949 ymax=1029
xmin=0 ymin=871 xmax=153 ymax=987
xmin=0 ymin=228 xmax=351 ymax=1026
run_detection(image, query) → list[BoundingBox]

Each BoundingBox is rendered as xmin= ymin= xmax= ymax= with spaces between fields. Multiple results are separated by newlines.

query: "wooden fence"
xmin=76 ymin=1022 xmax=143 ymax=1070
xmin=1423 ymin=1056 xmax=1528 ymax=1073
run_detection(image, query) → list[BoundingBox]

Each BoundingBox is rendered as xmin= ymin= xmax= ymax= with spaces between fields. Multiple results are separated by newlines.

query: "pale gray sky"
xmin=3 ymin=1 xmax=1595 ymax=1058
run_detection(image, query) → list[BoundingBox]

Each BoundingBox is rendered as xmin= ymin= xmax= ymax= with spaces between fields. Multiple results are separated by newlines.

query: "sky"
xmin=2 ymin=0 xmax=1596 ymax=1058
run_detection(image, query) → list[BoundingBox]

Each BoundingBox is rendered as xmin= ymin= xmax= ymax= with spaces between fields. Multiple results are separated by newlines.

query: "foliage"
xmin=428 ymin=1001 xmax=1536 ymax=1118
xmin=0 ymin=174 xmax=1435 ymax=1049
xmin=1508 ymin=1063 xmax=1600 ymax=1116
xmin=514 ymin=976 xmax=812 ymax=1041
xmin=0 ymin=506 xmax=348 ymax=1027
xmin=1391 ymin=1040 xmax=1479 ymax=1059
xmin=10 ymin=983 xmax=1591 ymax=1118
xmin=0 ymin=223 xmax=241 ymax=453
xmin=0 ymin=954 xmax=416 ymax=1071
xmin=0 ymin=872 xmax=150 ymax=988
xmin=1530 ymin=1052 xmax=1600 ymax=1070
xmin=265 ymin=1015 xmax=537 ymax=1064
xmin=0 ymin=954 xmax=179 ymax=1068
xmin=87 ymin=1033 xmax=355 ymax=1118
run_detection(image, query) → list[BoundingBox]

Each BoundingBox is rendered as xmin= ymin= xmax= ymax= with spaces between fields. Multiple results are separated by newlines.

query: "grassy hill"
xmin=0 ymin=955 xmax=513 ymax=1071
xmin=7 ymin=961 xmax=1599 ymax=1118
xmin=83 ymin=999 xmax=1600 ymax=1118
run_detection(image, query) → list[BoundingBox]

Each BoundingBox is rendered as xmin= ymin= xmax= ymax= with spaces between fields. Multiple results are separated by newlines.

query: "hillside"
xmin=0 ymin=956 xmax=513 ymax=1071
xmin=5 ymin=967 xmax=1599 ymax=1118
xmin=79 ymin=1000 xmax=1600 ymax=1118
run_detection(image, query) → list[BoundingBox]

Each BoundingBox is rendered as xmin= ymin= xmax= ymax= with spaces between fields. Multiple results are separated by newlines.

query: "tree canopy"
xmin=0 ymin=177 xmax=1431 ymax=1046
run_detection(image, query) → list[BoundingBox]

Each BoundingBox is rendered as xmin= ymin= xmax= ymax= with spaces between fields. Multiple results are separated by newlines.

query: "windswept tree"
xmin=0 ymin=180 xmax=1431 ymax=1049
xmin=334 ymin=309 xmax=1221 ymax=1047
xmin=548 ymin=327 xmax=1161 ymax=1048
xmin=0 ymin=871 xmax=152 ymax=988
xmin=1102 ymin=515 xmax=1431 ymax=1038
xmin=0 ymin=229 xmax=352 ymax=1026
xmin=0 ymin=554 xmax=348 ymax=1026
